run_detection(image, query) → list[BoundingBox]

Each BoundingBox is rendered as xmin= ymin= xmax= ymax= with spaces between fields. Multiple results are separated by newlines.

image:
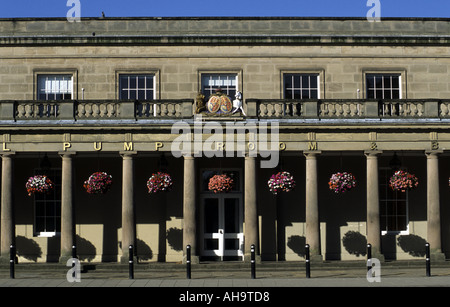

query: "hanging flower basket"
xmin=26 ymin=175 xmax=54 ymax=196
xmin=328 ymin=172 xmax=356 ymax=194
xmin=208 ymin=174 xmax=234 ymax=193
xmin=389 ymin=170 xmax=418 ymax=192
xmin=84 ymin=171 xmax=113 ymax=194
xmin=267 ymin=171 xmax=296 ymax=195
xmin=147 ymin=172 xmax=173 ymax=194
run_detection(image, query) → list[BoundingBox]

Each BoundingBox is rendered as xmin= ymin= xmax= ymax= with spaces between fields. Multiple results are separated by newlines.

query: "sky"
xmin=0 ymin=0 xmax=448 ymax=18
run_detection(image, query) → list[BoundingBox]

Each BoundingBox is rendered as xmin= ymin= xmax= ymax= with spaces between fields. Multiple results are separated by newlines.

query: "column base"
xmin=308 ymin=254 xmax=323 ymax=263
xmin=244 ymin=253 xmax=261 ymax=264
xmin=430 ymin=251 xmax=446 ymax=262
xmin=182 ymin=255 xmax=199 ymax=264
xmin=59 ymin=254 xmax=73 ymax=264
xmin=120 ymin=255 xmax=138 ymax=264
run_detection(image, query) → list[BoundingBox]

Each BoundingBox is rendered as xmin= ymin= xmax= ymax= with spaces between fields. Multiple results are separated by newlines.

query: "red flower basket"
xmin=328 ymin=172 xmax=356 ymax=194
xmin=147 ymin=172 xmax=173 ymax=194
xmin=389 ymin=170 xmax=418 ymax=192
xmin=208 ymin=174 xmax=234 ymax=193
xmin=26 ymin=175 xmax=54 ymax=196
xmin=267 ymin=171 xmax=296 ymax=195
xmin=84 ymin=171 xmax=113 ymax=194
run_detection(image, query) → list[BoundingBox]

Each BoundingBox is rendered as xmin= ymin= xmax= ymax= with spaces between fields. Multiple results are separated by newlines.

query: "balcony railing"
xmin=248 ymin=99 xmax=448 ymax=120
xmin=0 ymin=99 xmax=448 ymax=122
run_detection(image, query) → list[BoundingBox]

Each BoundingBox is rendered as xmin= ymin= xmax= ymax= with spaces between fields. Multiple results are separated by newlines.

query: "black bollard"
xmin=186 ymin=245 xmax=191 ymax=279
xmin=251 ymin=244 xmax=256 ymax=279
xmin=129 ymin=245 xmax=134 ymax=279
xmin=367 ymin=243 xmax=372 ymax=272
xmin=9 ymin=244 xmax=15 ymax=279
xmin=305 ymin=244 xmax=310 ymax=278
xmin=425 ymin=242 xmax=431 ymax=277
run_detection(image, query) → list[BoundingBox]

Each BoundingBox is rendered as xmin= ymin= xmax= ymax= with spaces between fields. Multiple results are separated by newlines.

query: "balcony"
xmin=0 ymin=99 xmax=448 ymax=124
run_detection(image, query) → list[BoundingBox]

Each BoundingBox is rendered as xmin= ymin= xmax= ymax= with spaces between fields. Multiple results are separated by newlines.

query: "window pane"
xmin=301 ymin=76 xmax=309 ymax=88
xmin=302 ymin=90 xmax=310 ymax=99
xmin=392 ymin=76 xmax=400 ymax=88
xmin=204 ymin=198 xmax=219 ymax=233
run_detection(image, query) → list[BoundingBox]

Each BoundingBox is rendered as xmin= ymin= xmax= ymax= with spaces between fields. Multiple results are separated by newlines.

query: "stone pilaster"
xmin=120 ymin=152 xmax=136 ymax=263
xmin=59 ymin=152 xmax=76 ymax=263
xmin=0 ymin=153 xmax=15 ymax=263
xmin=244 ymin=156 xmax=259 ymax=262
xmin=183 ymin=156 xmax=198 ymax=263
xmin=364 ymin=150 xmax=384 ymax=261
xmin=426 ymin=150 xmax=445 ymax=261
xmin=304 ymin=151 xmax=322 ymax=262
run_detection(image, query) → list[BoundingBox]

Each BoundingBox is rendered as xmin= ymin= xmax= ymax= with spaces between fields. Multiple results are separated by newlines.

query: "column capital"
xmin=425 ymin=150 xmax=444 ymax=157
xmin=119 ymin=151 xmax=137 ymax=158
xmin=58 ymin=151 xmax=77 ymax=158
xmin=1 ymin=151 xmax=16 ymax=157
xmin=303 ymin=150 xmax=322 ymax=158
xmin=364 ymin=150 xmax=382 ymax=157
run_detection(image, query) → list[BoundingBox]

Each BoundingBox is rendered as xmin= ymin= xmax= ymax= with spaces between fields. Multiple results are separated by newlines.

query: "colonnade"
xmin=0 ymin=150 xmax=446 ymax=262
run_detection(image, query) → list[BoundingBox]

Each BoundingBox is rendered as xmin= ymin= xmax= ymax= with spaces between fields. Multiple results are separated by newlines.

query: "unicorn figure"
xmin=232 ymin=91 xmax=246 ymax=116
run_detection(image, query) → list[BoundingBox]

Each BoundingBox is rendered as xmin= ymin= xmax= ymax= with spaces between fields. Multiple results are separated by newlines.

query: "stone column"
xmin=0 ymin=153 xmax=15 ymax=263
xmin=426 ymin=150 xmax=445 ymax=260
xmin=59 ymin=152 xmax=76 ymax=263
xmin=364 ymin=150 xmax=384 ymax=261
xmin=121 ymin=152 xmax=136 ymax=263
xmin=304 ymin=151 xmax=322 ymax=261
xmin=244 ymin=156 xmax=259 ymax=262
xmin=183 ymin=156 xmax=198 ymax=263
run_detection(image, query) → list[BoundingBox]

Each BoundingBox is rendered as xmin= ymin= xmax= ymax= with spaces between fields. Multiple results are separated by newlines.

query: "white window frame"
xmin=200 ymin=72 xmax=239 ymax=100
xmin=379 ymin=167 xmax=409 ymax=236
xmin=118 ymin=74 xmax=156 ymax=100
xmin=33 ymin=169 xmax=61 ymax=238
xmin=365 ymin=73 xmax=402 ymax=100
xmin=37 ymin=74 xmax=74 ymax=101
xmin=283 ymin=73 xmax=320 ymax=99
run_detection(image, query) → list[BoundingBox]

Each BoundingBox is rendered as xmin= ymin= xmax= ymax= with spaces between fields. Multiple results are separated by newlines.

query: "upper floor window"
xmin=201 ymin=74 xmax=237 ymax=100
xmin=366 ymin=74 xmax=401 ymax=99
xmin=119 ymin=74 xmax=154 ymax=100
xmin=283 ymin=74 xmax=319 ymax=99
xmin=37 ymin=75 xmax=73 ymax=100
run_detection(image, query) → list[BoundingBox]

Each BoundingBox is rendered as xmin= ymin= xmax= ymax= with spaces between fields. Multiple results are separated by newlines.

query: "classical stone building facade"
xmin=0 ymin=17 xmax=449 ymax=263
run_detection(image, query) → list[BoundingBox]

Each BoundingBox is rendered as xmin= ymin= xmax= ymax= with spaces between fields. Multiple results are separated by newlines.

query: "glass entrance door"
xmin=201 ymin=195 xmax=243 ymax=261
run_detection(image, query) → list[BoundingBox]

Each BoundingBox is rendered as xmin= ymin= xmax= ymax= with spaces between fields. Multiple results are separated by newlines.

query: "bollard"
xmin=128 ymin=245 xmax=134 ymax=279
xmin=425 ymin=243 xmax=431 ymax=277
xmin=305 ymin=244 xmax=310 ymax=278
xmin=251 ymin=244 xmax=256 ymax=279
xmin=186 ymin=245 xmax=191 ymax=279
xmin=9 ymin=244 xmax=15 ymax=279
xmin=367 ymin=243 xmax=372 ymax=272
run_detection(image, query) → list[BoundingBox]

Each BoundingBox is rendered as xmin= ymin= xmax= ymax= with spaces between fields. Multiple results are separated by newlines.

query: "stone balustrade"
xmin=0 ymin=99 xmax=448 ymax=122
